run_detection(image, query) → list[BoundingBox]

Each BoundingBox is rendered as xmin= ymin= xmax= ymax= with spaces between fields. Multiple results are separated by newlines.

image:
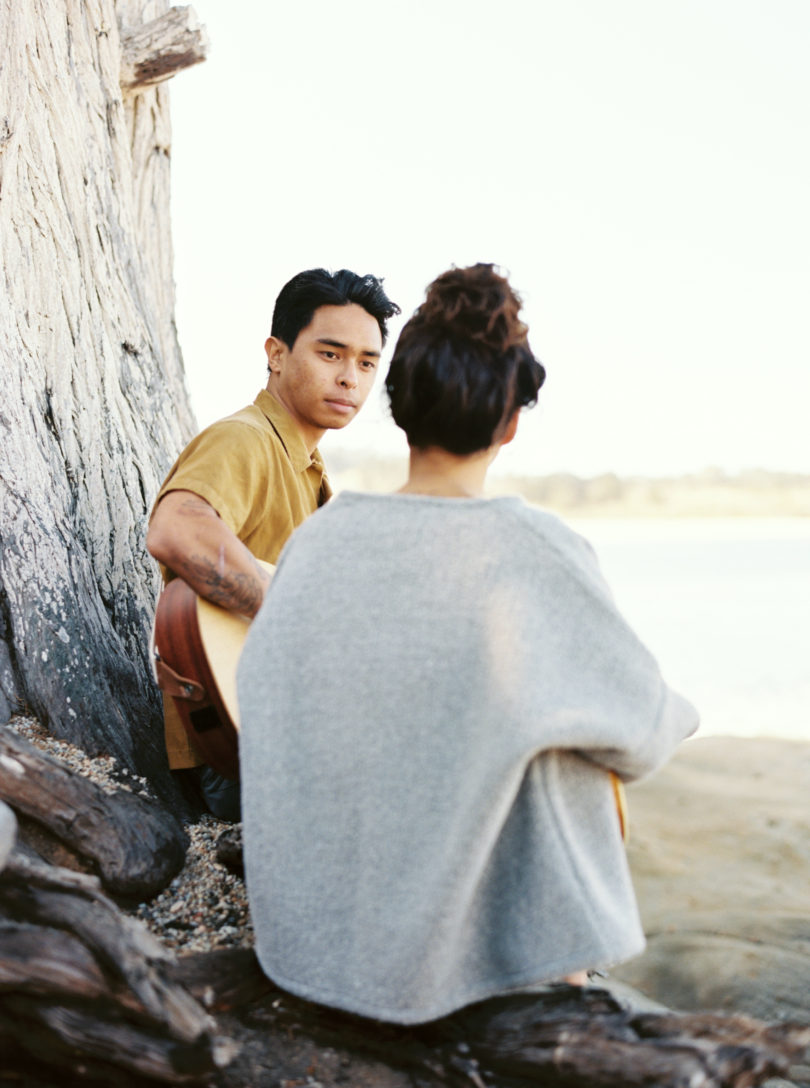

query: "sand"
xmin=613 ymin=735 xmax=810 ymax=1024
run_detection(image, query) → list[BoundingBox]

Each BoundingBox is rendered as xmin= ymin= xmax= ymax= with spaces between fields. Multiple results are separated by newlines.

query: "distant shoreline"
xmin=327 ymin=457 xmax=810 ymax=518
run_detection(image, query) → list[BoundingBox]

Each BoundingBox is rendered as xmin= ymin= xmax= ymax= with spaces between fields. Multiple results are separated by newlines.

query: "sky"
xmin=168 ymin=0 xmax=810 ymax=479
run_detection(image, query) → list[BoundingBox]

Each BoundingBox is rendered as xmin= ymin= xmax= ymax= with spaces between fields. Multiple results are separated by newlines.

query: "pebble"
xmin=5 ymin=714 xmax=253 ymax=955
xmin=133 ymin=816 xmax=253 ymax=954
xmin=6 ymin=714 xmax=152 ymax=798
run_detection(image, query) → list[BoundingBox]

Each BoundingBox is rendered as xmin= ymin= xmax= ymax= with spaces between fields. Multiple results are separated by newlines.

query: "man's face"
xmin=265 ymin=304 xmax=383 ymax=450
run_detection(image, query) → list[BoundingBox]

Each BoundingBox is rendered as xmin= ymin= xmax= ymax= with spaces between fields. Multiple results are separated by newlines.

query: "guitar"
xmin=151 ymin=561 xmax=274 ymax=781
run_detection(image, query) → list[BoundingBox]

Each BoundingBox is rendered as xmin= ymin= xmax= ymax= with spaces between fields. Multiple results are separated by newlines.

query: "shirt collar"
xmin=254 ymin=389 xmax=324 ymax=475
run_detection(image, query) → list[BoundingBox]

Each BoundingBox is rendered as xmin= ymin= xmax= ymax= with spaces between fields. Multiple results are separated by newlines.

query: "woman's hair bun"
xmin=416 ymin=263 xmax=528 ymax=354
xmin=385 ymin=262 xmax=545 ymax=456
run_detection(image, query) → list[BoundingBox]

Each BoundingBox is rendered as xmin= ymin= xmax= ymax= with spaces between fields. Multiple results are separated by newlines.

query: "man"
xmin=147 ymin=268 xmax=400 ymax=818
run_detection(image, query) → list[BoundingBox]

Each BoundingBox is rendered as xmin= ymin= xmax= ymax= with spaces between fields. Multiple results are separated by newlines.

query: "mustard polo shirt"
xmin=154 ymin=389 xmax=332 ymax=768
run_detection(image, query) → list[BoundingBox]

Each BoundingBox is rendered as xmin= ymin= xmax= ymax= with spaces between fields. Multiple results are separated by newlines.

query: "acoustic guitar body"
xmin=151 ymin=561 xmax=274 ymax=781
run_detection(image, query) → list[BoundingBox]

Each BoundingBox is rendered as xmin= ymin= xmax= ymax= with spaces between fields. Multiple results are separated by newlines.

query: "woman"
xmin=237 ymin=264 xmax=697 ymax=1025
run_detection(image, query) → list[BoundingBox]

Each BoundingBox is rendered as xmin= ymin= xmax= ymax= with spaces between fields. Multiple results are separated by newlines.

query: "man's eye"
xmin=360 ymin=359 xmax=377 ymax=370
xmin=321 ymin=351 xmax=339 ymax=360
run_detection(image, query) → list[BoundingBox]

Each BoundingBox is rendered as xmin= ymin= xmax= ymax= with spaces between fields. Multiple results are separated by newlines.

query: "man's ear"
xmin=501 ymin=410 xmax=520 ymax=446
xmin=264 ymin=336 xmax=286 ymax=374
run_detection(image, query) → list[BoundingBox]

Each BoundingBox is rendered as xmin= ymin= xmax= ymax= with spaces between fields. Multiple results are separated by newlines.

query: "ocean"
xmin=568 ymin=518 xmax=810 ymax=743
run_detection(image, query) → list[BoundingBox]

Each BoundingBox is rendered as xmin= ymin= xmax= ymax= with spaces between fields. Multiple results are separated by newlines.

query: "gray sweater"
xmin=238 ymin=492 xmax=698 ymax=1024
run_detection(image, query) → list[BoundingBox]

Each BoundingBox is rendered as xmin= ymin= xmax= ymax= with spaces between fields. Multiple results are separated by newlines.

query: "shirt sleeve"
xmin=155 ymin=420 xmax=279 ymax=537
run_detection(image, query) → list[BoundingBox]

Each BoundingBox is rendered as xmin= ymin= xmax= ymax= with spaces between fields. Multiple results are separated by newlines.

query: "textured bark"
xmin=0 ymin=846 xmax=226 ymax=1085
xmin=0 ymin=0 xmax=205 ymax=807
xmin=171 ymin=948 xmax=810 ymax=1088
xmin=120 ymin=5 xmax=208 ymax=89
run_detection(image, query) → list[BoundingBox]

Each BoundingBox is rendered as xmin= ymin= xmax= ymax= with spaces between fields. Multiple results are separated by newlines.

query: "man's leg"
xmin=193 ymin=765 xmax=241 ymax=822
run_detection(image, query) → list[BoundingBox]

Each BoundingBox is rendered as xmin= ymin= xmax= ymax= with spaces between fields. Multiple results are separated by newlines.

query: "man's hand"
xmin=147 ymin=491 xmax=272 ymax=618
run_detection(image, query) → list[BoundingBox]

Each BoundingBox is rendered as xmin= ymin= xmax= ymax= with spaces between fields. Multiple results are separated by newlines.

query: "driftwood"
xmin=0 ymin=828 xmax=229 ymax=1086
xmin=120 ymin=5 xmax=209 ymax=90
xmin=0 ymin=802 xmax=13 ymax=871
xmin=0 ymin=809 xmax=808 ymax=1088
xmin=170 ymin=947 xmax=810 ymax=1088
xmin=0 ymin=728 xmax=186 ymax=900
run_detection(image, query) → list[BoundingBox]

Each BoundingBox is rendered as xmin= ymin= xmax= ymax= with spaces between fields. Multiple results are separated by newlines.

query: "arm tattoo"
xmin=180 ymin=553 xmax=269 ymax=616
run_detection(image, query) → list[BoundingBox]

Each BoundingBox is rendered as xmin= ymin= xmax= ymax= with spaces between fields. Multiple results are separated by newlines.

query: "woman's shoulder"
xmin=496 ymin=496 xmax=594 ymax=552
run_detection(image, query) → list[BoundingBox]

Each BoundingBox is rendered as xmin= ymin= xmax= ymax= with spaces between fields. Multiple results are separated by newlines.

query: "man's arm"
xmin=147 ymin=490 xmax=272 ymax=618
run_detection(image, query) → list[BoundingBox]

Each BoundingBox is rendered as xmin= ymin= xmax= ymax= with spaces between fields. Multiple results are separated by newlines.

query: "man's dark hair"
xmin=271 ymin=268 xmax=400 ymax=349
xmin=385 ymin=264 xmax=546 ymax=456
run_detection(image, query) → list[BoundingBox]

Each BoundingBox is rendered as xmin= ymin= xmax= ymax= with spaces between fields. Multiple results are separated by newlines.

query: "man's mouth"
xmin=326 ymin=398 xmax=356 ymax=411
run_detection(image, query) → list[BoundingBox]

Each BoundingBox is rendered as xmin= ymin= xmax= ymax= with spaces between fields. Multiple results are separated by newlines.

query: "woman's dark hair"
xmin=271 ymin=268 xmax=401 ymax=349
xmin=385 ymin=264 xmax=546 ymax=455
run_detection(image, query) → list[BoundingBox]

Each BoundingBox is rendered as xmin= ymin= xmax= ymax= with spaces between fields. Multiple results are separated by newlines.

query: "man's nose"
xmin=337 ymin=361 xmax=359 ymax=388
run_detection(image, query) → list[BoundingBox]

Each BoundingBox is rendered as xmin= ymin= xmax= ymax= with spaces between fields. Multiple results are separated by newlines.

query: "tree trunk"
xmin=0 ymin=0 xmax=207 ymax=807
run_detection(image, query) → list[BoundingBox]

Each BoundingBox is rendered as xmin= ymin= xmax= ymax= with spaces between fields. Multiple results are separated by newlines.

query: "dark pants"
xmin=185 ymin=765 xmax=241 ymax=822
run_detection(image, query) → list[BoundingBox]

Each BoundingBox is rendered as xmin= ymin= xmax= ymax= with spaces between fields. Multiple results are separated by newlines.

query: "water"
xmin=568 ymin=518 xmax=810 ymax=742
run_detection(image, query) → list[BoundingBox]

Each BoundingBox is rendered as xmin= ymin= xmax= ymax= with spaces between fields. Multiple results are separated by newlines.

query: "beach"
xmin=615 ymin=734 xmax=810 ymax=1031
xmin=572 ymin=516 xmax=810 ymax=743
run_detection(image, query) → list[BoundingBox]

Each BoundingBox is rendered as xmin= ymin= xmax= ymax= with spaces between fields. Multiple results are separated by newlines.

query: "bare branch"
xmin=120 ymin=6 xmax=209 ymax=91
